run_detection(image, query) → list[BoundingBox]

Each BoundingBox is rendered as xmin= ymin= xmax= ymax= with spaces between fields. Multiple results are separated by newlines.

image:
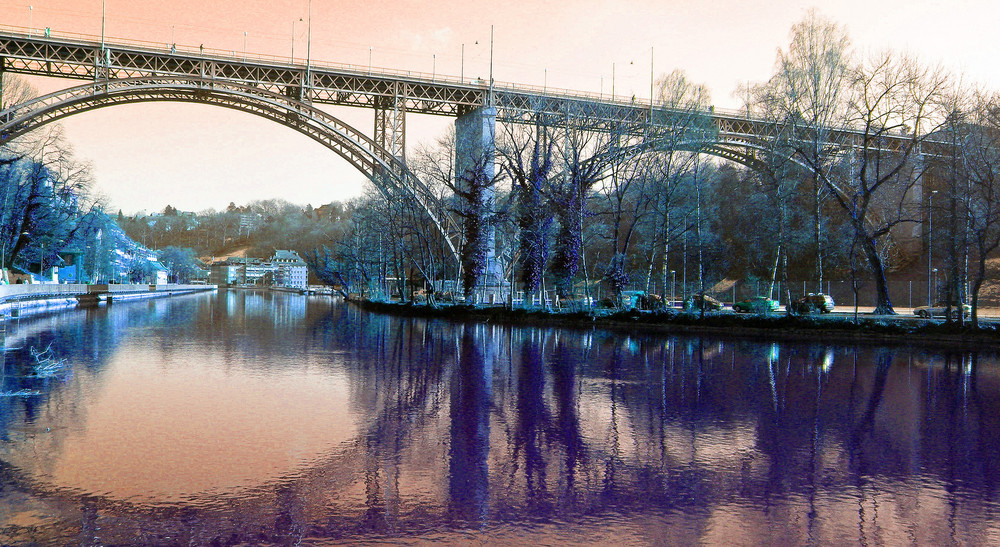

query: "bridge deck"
xmin=0 ymin=27 xmax=915 ymax=159
xmin=0 ymin=28 xmax=655 ymax=122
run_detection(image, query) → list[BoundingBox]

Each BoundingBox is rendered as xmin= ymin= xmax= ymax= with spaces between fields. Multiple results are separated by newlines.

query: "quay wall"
xmin=0 ymin=284 xmax=217 ymax=318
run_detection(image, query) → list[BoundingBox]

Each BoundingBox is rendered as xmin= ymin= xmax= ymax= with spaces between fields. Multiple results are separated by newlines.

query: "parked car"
xmin=913 ymin=301 xmax=971 ymax=319
xmin=684 ymin=293 xmax=724 ymax=311
xmin=788 ymin=293 xmax=835 ymax=314
xmin=733 ymin=295 xmax=781 ymax=313
xmin=619 ymin=290 xmax=646 ymax=309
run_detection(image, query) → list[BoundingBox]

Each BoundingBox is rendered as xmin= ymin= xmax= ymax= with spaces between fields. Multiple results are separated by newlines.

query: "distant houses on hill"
xmin=53 ymin=210 xmax=171 ymax=284
xmin=209 ymin=250 xmax=308 ymax=290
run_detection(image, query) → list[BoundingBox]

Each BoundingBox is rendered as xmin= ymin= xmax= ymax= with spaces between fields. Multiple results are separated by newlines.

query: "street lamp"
xmin=928 ymin=189 xmax=938 ymax=306
xmin=612 ymin=62 xmax=615 ymax=101
xmin=243 ymin=31 xmax=247 ymax=61
xmin=28 ymin=6 xmax=32 ymax=36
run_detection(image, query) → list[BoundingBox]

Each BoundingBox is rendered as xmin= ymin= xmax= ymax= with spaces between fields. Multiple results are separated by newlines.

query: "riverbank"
xmin=351 ymin=298 xmax=1000 ymax=351
xmin=0 ymin=283 xmax=216 ymax=319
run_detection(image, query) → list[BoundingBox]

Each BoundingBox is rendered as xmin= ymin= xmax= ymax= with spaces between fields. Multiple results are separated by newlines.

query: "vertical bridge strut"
xmin=374 ymin=82 xmax=406 ymax=161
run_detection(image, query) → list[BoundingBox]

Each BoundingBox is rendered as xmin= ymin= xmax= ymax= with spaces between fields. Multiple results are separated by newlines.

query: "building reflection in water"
xmin=1 ymin=292 xmax=1000 ymax=544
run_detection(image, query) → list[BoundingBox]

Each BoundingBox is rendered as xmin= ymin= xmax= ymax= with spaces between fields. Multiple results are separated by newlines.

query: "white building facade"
xmin=271 ymin=250 xmax=308 ymax=290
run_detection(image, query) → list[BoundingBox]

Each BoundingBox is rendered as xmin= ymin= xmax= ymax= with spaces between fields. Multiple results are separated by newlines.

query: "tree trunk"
xmin=971 ymin=252 xmax=988 ymax=329
xmin=814 ymin=177 xmax=823 ymax=292
xmin=860 ymin=234 xmax=894 ymax=315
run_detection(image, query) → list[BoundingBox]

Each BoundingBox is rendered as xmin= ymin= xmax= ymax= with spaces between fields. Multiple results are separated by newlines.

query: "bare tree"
xmin=817 ymin=52 xmax=950 ymax=314
xmin=413 ymin=129 xmax=501 ymax=300
xmin=549 ymin=118 xmax=614 ymax=300
xmin=932 ymin=89 xmax=977 ymax=324
xmin=742 ymin=74 xmax=807 ymax=309
xmin=767 ymin=10 xmax=853 ymax=292
xmin=0 ymin=126 xmax=94 ymax=272
xmin=497 ymin=114 xmax=556 ymax=303
xmin=959 ymin=91 xmax=1000 ymax=327
xmin=648 ymin=70 xmax=712 ymax=299
xmin=596 ymin=146 xmax=660 ymax=302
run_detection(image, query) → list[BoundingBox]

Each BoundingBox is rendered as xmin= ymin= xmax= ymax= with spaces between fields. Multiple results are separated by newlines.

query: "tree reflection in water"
xmin=0 ymin=292 xmax=999 ymax=544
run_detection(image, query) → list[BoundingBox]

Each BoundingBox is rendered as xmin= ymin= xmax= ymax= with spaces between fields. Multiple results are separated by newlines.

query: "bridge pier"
xmin=455 ymin=106 xmax=504 ymax=300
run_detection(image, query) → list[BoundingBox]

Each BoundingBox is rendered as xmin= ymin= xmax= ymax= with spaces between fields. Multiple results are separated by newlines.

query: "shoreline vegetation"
xmin=349 ymin=297 xmax=1000 ymax=351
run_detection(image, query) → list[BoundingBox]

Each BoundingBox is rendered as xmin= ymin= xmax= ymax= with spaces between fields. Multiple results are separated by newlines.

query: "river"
xmin=1 ymin=289 xmax=998 ymax=544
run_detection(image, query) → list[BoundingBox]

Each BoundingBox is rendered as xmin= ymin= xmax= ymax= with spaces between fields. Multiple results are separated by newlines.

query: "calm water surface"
xmin=1 ymin=290 xmax=999 ymax=545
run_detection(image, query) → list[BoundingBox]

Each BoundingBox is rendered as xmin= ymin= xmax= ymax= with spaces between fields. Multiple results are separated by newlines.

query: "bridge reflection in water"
xmin=0 ymin=290 xmax=998 ymax=544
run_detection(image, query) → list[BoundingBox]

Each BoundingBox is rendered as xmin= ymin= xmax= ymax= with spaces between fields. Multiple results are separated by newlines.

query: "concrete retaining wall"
xmin=0 ymin=283 xmax=217 ymax=318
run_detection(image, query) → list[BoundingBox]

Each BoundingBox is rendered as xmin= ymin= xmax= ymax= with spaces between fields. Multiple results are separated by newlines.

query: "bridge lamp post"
xmin=243 ymin=31 xmax=247 ymax=61
xmin=609 ymin=64 xmax=614 ymax=100
xmin=368 ymin=46 xmax=372 ymax=75
xmin=292 ymin=18 xmax=302 ymax=62
xmin=305 ymin=0 xmax=312 ymax=81
xmin=928 ymin=189 xmax=938 ymax=306
xmin=28 ymin=6 xmax=32 ymax=36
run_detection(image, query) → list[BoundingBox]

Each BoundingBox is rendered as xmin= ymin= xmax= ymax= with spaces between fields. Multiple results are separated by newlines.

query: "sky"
xmin=2 ymin=0 xmax=999 ymax=214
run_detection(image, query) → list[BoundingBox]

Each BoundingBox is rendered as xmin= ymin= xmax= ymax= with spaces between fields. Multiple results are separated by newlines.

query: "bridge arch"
xmin=0 ymin=75 xmax=458 ymax=257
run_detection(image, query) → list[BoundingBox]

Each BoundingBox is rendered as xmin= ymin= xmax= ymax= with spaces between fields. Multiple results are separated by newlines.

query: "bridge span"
xmin=0 ymin=27 xmax=782 ymax=161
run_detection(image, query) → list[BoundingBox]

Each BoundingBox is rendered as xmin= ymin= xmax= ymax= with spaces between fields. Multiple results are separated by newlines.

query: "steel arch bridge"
xmin=0 ymin=28 xmax=879 ymax=169
xmin=0 ymin=28 xmax=914 ymax=266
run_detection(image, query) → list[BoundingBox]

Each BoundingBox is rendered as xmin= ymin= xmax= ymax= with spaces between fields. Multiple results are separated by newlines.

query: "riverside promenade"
xmin=0 ymin=283 xmax=217 ymax=318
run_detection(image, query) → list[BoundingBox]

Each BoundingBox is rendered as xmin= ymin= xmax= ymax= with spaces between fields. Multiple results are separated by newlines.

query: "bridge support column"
xmin=375 ymin=86 xmax=406 ymax=161
xmin=455 ymin=106 xmax=503 ymax=301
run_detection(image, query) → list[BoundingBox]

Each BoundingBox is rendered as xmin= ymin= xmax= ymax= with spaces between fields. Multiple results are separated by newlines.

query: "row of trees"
xmin=316 ymin=11 xmax=1000 ymax=327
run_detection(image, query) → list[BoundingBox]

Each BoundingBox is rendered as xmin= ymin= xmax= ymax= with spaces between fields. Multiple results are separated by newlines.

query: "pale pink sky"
xmin=2 ymin=0 xmax=998 ymax=213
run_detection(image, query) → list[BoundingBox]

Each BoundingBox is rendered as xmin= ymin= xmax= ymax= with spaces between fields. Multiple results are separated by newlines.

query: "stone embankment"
xmin=0 ymin=283 xmax=217 ymax=319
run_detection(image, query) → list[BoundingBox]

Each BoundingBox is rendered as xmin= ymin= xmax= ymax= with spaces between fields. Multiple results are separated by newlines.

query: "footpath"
xmin=0 ymin=283 xmax=217 ymax=319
